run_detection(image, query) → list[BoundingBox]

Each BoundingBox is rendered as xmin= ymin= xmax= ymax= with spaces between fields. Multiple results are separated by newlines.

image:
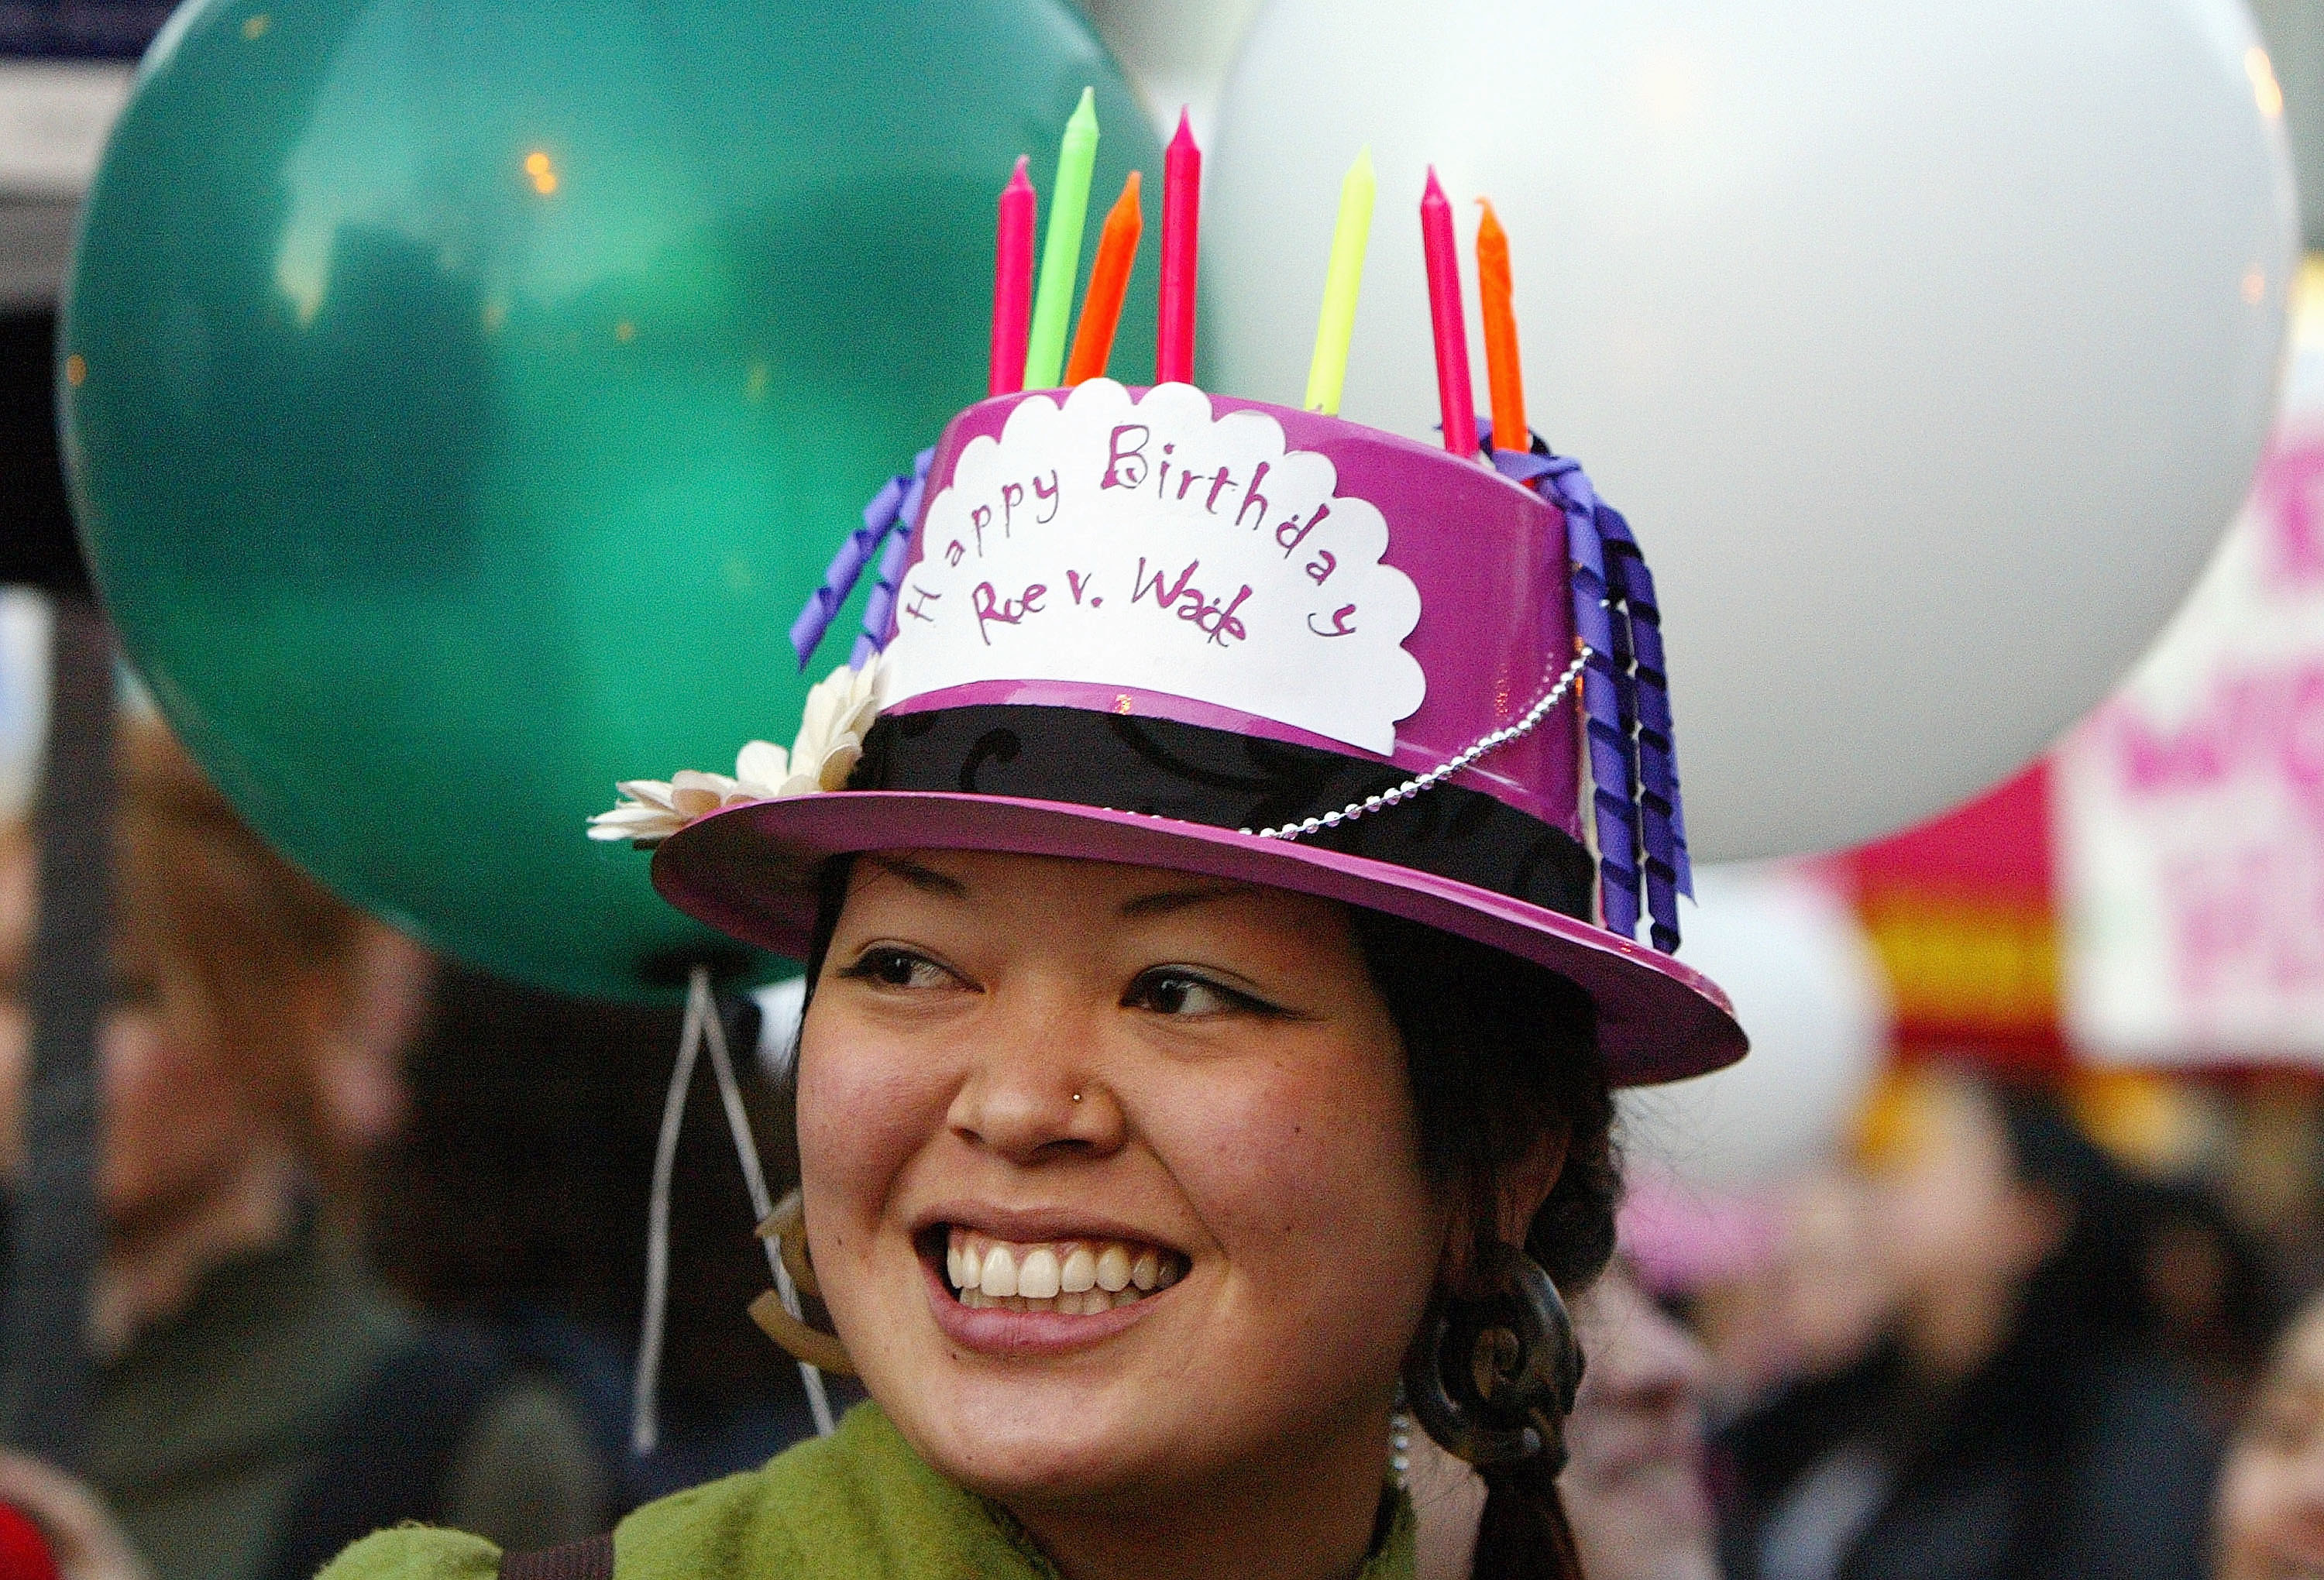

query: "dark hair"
xmin=1351 ymin=908 xmax=1613 ymax=1580
xmin=803 ymin=860 xmax=1616 ymax=1580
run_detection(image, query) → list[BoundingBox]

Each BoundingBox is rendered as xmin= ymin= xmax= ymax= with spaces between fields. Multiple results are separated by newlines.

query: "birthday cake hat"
xmin=593 ymin=95 xmax=1744 ymax=1086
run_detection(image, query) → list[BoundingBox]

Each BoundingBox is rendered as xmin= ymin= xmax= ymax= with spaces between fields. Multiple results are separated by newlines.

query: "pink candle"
xmin=1157 ymin=108 xmax=1201 ymax=385
xmin=991 ymin=156 xmax=1037 ymax=396
xmin=1420 ymin=167 xmax=1478 ymax=457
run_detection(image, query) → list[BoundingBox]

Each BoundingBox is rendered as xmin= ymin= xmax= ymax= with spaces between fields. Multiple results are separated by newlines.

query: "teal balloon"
xmin=63 ymin=0 xmax=1161 ymax=1000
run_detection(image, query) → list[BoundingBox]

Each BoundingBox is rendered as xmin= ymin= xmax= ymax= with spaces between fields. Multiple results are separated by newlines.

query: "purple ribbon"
xmin=1490 ymin=434 xmax=1691 ymax=954
xmin=789 ymin=447 xmax=937 ymax=672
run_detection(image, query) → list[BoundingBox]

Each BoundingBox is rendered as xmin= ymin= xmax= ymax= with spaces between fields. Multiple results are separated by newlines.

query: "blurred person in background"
xmin=1718 ymin=1064 xmax=2216 ymax=1580
xmin=1679 ymin=1170 xmax=1898 ymax=1423
xmin=370 ymin=966 xmax=829 ymax=1510
xmin=1414 ymin=1257 xmax=1723 ymax=1580
xmin=2215 ymin=1289 xmax=2324 ymax=1580
xmin=0 ymin=720 xmax=603 ymax=1580
xmin=2138 ymin=1178 xmax=2279 ymax=1433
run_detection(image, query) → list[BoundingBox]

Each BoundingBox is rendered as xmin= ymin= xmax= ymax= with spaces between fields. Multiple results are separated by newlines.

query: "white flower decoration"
xmin=588 ymin=657 xmax=889 ymax=847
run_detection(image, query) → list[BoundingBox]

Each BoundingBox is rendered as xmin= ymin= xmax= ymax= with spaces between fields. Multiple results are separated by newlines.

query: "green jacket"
xmin=321 ymin=1402 xmax=1416 ymax=1579
xmin=72 ymin=1214 xmax=603 ymax=1580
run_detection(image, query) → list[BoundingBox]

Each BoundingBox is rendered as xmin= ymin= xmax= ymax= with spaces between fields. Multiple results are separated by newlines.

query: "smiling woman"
xmin=323 ymin=157 xmax=1743 ymax=1580
xmin=782 ymin=851 xmax=1614 ymax=1580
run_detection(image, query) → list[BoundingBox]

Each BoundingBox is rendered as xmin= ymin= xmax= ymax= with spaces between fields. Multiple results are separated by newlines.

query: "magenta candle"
xmin=1419 ymin=167 xmax=1477 ymax=457
xmin=1157 ymin=108 xmax=1201 ymax=384
xmin=991 ymin=156 xmax=1037 ymax=396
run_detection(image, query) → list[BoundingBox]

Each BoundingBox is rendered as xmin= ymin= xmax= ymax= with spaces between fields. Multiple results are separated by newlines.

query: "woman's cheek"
xmin=795 ymin=1022 xmax=947 ymax=1235
xmin=1145 ymin=1046 xmax=1432 ymax=1290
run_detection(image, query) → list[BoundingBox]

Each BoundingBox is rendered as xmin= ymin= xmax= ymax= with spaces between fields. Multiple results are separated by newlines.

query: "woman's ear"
xmin=1439 ymin=1122 xmax=1573 ymax=1293
xmin=305 ymin=925 xmax=433 ymax=1156
xmin=1497 ymin=1123 xmax=1571 ymax=1249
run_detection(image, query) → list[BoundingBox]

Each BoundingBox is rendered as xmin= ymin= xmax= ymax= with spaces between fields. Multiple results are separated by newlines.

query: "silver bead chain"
xmin=1243 ymin=647 xmax=1593 ymax=842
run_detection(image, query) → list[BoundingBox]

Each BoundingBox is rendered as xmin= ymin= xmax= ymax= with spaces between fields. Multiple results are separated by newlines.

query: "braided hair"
xmin=1353 ymin=908 xmax=1616 ymax=1580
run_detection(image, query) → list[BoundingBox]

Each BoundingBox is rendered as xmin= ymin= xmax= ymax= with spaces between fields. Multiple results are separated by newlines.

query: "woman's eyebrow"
xmin=1118 ymin=882 xmax=1263 ymax=918
xmin=866 ymin=856 xmax=970 ymax=897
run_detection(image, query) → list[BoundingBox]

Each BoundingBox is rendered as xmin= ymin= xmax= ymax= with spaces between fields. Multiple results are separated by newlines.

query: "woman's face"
xmin=1561 ymin=1262 xmax=1718 ymax=1580
xmin=797 ymin=850 xmax=1447 ymax=1506
xmin=2219 ymin=1303 xmax=2324 ymax=1580
xmin=1877 ymin=1074 xmax=2054 ymax=1313
xmin=0 ymin=833 xmax=259 ymax=1230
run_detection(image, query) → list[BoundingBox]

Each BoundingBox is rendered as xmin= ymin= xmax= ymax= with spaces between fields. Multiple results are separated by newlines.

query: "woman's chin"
xmin=895 ymin=1389 xmax=1208 ymax=1505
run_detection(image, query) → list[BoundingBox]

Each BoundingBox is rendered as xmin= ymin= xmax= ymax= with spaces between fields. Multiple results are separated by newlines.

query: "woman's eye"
xmin=837 ymin=947 xmax=955 ymax=991
xmin=1126 ymin=970 xmax=1263 ymax=1018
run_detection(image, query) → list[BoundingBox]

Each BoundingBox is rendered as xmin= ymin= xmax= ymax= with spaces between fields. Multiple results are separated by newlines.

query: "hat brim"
xmin=653 ymin=791 xmax=1745 ymax=1087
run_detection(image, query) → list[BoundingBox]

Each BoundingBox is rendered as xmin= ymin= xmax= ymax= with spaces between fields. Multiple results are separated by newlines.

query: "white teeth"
xmin=944 ymin=1230 xmax=1182 ymax=1310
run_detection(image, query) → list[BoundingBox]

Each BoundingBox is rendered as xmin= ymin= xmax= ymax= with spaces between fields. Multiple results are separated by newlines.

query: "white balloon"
xmin=1621 ymin=864 xmax=1891 ymax=1190
xmin=1071 ymin=0 xmax=1263 ymax=141
xmin=1210 ymin=0 xmax=2296 ymax=858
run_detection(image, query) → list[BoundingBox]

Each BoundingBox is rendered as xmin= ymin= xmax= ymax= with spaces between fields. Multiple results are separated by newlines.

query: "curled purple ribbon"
xmin=1490 ymin=434 xmax=1691 ymax=954
xmin=789 ymin=447 xmax=937 ymax=672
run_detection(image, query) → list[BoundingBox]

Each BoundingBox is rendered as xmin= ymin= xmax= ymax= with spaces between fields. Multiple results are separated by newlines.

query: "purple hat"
xmin=600 ymin=377 xmax=1744 ymax=1086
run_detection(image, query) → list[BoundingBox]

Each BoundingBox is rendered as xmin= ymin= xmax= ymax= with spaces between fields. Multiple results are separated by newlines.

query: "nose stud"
xmin=1071 ymin=1091 xmax=1083 ymax=1103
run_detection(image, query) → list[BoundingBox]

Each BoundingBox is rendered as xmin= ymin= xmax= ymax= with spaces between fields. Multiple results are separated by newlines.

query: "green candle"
xmin=1024 ymin=87 xmax=1099 ymax=391
xmin=1305 ymin=146 xmax=1376 ymax=414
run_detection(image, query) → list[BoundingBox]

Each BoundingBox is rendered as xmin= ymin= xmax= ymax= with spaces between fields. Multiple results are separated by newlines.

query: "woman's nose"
xmin=944 ymin=983 xmax=1125 ymax=1164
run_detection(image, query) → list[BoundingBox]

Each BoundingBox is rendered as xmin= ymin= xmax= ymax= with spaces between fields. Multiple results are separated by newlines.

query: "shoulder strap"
xmin=500 ymin=1534 xmax=616 ymax=1580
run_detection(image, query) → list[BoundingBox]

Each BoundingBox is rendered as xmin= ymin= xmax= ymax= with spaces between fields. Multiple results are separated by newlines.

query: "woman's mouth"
xmin=940 ymin=1227 xmax=1186 ymax=1314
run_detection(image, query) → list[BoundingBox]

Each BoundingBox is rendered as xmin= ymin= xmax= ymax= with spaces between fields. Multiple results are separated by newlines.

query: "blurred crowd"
xmin=11 ymin=720 xmax=2324 ymax=1580
xmin=1593 ymin=1062 xmax=2324 ymax=1580
xmin=0 ymin=719 xmax=826 ymax=1579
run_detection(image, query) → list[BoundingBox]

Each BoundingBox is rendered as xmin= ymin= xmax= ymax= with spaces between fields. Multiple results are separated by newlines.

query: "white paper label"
xmin=884 ymin=380 xmax=1425 ymax=755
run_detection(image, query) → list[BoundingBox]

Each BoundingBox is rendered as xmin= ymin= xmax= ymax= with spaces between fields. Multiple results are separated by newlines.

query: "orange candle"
xmin=1067 ymin=171 xmax=1143 ymax=385
xmin=1476 ymin=198 xmax=1526 ymax=454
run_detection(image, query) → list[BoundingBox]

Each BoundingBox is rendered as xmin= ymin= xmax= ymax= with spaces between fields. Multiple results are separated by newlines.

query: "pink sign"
xmin=2056 ymin=417 xmax=2324 ymax=1063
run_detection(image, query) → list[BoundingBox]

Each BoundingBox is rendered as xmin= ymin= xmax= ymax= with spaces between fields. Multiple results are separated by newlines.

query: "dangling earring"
xmin=748 ymin=1189 xmax=857 ymax=1376
xmin=1389 ymin=1402 xmax=1414 ymax=1491
xmin=1401 ymin=1242 xmax=1583 ymax=1472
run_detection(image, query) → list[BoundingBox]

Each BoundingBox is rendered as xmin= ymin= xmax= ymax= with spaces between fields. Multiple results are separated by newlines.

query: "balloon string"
xmin=692 ymin=968 xmax=835 ymax=1437
xmin=631 ymin=970 xmax=835 ymax=1458
xmin=630 ymin=981 xmax=702 ymax=1456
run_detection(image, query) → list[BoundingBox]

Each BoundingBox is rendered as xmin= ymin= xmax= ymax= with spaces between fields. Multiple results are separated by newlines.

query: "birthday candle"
xmin=990 ymin=156 xmax=1037 ymax=396
xmin=1024 ymin=88 xmax=1099 ymax=390
xmin=1420 ymin=168 xmax=1478 ymax=456
xmin=1067 ymin=171 xmax=1143 ymax=385
xmin=1304 ymin=147 xmax=1376 ymax=415
xmin=1157 ymin=108 xmax=1201 ymax=384
xmin=1475 ymin=198 xmax=1525 ymax=453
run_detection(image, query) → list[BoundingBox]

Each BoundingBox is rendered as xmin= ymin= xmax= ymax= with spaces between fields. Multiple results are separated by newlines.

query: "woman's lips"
xmin=920 ymin=1223 xmax=1184 ymax=1355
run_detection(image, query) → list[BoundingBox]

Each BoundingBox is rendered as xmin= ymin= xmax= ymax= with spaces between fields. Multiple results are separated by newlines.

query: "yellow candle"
xmin=1304 ymin=147 xmax=1376 ymax=415
xmin=1024 ymin=88 xmax=1100 ymax=390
